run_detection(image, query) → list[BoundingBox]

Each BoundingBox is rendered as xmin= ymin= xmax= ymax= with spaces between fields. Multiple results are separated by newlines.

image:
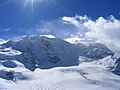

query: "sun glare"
xmin=23 ymin=0 xmax=50 ymax=7
xmin=21 ymin=0 xmax=56 ymax=10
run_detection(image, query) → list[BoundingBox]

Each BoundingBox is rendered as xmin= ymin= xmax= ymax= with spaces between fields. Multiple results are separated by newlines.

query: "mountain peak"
xmin=1 ymin=36 xmax=112 ymax=70
xmin=0 ymin=38 xmax=6 ymax=44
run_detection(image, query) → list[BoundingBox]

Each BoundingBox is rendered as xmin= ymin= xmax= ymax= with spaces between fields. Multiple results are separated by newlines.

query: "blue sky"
xmin=0 ymin=0 xmax=120 ymax=39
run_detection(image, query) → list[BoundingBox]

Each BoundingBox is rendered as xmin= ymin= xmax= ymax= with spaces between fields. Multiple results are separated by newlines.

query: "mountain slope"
xmin=95 ymin=53 xmax=120 ymax=75
xmin=0 ymin=61 xmax=120 ymax=90
xmin=2 ymin=36 xmax=112 ymax=70
xmin=0 ymin=36 xmax=120 ymax=90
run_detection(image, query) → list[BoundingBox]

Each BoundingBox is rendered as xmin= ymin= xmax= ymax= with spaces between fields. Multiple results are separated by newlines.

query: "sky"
xmin=0 ymin=0 xmax=120 ymax=51
xmin=0 ymin=0 xmax=120 ymax=38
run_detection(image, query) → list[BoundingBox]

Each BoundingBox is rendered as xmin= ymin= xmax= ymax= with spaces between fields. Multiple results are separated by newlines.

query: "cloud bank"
xmin=62 ymin=15 xmax=120 ymax=51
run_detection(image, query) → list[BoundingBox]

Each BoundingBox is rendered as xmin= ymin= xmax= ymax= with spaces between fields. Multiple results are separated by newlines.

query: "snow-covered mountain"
xmin=94 ymin=53 xmax=120 ymax=75
xmin=0 ymin=35 xmax=120 ymax=90
xmin=2 ymin=36 xmax=112 ymax=70
xmin=0 ymin=38 xmax=6 ymax=45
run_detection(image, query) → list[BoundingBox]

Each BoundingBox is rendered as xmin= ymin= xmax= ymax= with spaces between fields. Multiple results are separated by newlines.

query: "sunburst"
xmin=0 ymin=0 xmax=57 ymax=12
xmin=23 ymin=0 xmax=53 ymax=8
xmin=23 ymin=0 xmax=37 ymax=8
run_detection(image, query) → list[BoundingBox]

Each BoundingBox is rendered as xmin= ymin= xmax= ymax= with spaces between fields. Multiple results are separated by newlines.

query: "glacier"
xmin=0 ymin=36 xmax=120 ymax=90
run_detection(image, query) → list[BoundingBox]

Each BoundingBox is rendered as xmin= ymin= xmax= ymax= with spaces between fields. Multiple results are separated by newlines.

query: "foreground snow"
xmin=0 ymin=61 xmax=120 ymax=90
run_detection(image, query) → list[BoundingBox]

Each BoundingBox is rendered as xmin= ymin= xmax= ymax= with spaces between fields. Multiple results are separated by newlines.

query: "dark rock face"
xmin=75 ymin=43 xmax=113 ymax=59
xmin=112 ymin=57 xmax=120 ymax=75
xmin=2 ymin=61 xmax=17 ymax=68
xmin=0 ymin=70 xmax=15 ymax=81
xmin=0 ymin=70 xmax=29 ymax=81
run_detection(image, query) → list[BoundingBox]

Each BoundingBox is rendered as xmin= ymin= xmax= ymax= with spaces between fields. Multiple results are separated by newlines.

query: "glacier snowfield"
xmin=0 ymin=61 xmax=120 ymax=90
xmin=0 ymin=36 xmax=120 ymax=90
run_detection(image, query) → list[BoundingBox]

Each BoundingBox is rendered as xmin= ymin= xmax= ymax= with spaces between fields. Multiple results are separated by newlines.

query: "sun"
xmin=17 ymin=0 xmax=57 ymax=13
xmin=23 ymin=0 xmax=39 ymax=8
xmin=23 ymin=0 xmax=52 ymax=7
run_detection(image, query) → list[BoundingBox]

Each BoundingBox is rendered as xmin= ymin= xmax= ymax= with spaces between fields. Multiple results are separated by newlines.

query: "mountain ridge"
xmin=1 ymin=35 xmax=113 ymax=70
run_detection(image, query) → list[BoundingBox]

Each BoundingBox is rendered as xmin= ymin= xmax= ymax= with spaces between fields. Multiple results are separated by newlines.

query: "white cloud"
xmin=62 ymin=16 xmax=80 ymax=27
xmin=62 ymin=15 xmax=89 ymax=27
xmin=62 ymin=15 xmax=120 ymax=51
xmin=0 ymin=28 xmax=11 ymax=32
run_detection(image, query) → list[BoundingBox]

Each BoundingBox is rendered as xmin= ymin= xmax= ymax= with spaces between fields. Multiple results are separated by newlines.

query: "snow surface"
xmin=0 ymin=61 xmax=120 ymax=90
xmin=94 ymin=52 xmax=120 ymax=75
xmin=0 ymin=36 xmax=120 ymax=90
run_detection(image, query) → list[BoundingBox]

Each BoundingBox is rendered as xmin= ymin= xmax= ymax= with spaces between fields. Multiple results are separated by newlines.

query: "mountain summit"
xmin=2 ymin=35 xmax=112 ymax=70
